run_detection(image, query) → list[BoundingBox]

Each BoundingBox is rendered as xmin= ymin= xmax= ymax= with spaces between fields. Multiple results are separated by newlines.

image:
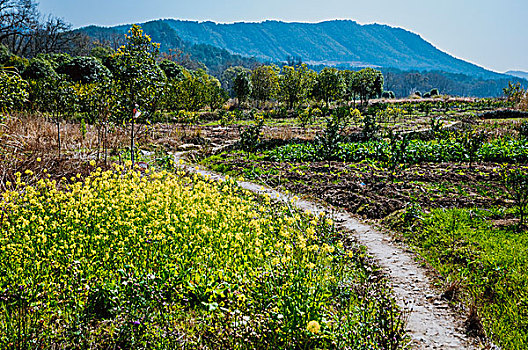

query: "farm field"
xmin=2 ymin=96 xmax=527 ymax=348
xmin=200 ymin=101 xmax=528 ymax=349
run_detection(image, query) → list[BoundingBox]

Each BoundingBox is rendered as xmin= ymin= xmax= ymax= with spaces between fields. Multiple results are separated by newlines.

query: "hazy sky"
xmin=38 ymin=0 xmax=527 ymax=73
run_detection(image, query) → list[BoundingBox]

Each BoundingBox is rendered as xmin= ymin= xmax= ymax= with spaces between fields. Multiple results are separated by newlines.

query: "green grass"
xmin=398 ymin=207 xmax=528 ymax=349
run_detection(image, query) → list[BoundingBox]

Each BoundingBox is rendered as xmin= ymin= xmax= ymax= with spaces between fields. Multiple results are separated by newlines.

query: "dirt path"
xmin=174 ymin=158 xmax=481 ymax=349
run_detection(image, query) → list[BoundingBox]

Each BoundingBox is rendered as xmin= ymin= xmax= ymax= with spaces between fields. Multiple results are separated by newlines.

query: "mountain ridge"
xmin=154 ymin=19 xmax=503 ymax=79
xmin=506 ymin=70 xmax=528 ymax=80
xmin=80 ymin=19 xmax=507 ymax=80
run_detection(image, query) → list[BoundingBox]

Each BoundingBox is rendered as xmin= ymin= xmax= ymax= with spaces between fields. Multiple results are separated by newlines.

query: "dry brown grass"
xmin=0 ymin=113 xmax=188 ymax=191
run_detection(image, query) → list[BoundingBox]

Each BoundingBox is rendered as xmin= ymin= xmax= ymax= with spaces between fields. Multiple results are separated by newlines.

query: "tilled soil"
xmin=205 ymin=154 xmax=510 ymax=219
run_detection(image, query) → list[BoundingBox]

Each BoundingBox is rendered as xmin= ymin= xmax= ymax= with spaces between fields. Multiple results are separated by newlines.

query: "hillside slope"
xmin=81 ymin=19 xmax=504 ymax=79
xmin=161 ymin=19 xmax=502 ymax=79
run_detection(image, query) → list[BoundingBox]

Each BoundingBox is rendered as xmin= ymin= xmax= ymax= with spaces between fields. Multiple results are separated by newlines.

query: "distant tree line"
xmin=382 ymin=69 xmax=527 ymax=98
xmin=223 ymin=64 xmax=384 ymax=108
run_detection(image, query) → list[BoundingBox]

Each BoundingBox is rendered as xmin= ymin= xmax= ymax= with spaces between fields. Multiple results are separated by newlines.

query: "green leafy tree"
xmin=112 ymin=25 xmax=166 ymax=121
xmin=0 ymin=68 xmax=29 ymax=114
xmin=23 ymin=57 xmax=58 ymax=80
xmin=61 ymin=56 xmax=111 ymax=83
xmin=90 ymin=45 xmax=114 ymax=61
xmin=111 ymin=25 xmax=167 ymax=165
xmin=250 ymin=64 xmax=279 ymax=107
xmin=233 ymin=70 xmax=252 ymax=106
xmin=159 ymin=59 xmax=186 ymax=80
xmin=37 ymin=53 xmax=72 ymax=71
xmin=279 ymin=64 xmax=316 ymax=109
xmin=341 ymin=69 xmax=360 ymax=104
xmin=355 ymin=68 xmax=384 ymax=105
xmin=221 ymin=66 xmax=251 ymax=97
xmin=164 ymin=69 xmax=214 ymax=112
xmin=204 ymin=75 xmax=228 ymax=111
xmin=311 ymin=67 xmax=344 ymax=107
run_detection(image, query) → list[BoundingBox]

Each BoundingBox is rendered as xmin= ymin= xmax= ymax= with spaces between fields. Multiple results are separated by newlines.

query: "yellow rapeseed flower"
xmin=307 ymin=320 xmax=321 ymax=334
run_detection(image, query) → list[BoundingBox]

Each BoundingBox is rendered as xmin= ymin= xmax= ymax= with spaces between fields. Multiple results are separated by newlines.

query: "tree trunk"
xmin=56 ymin=118 xmax=61 ymax=159
xmin=130 ymin=117 xmax=135 ymax=166
xmin=104 ymin=122 xmax=108 ymax=166
xmin=96 ymin=124 xmax=101 ymax=161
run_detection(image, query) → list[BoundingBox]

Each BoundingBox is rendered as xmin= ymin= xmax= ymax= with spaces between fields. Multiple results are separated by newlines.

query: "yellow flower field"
xmin=0 ymin=165 xmax=406 ymax=349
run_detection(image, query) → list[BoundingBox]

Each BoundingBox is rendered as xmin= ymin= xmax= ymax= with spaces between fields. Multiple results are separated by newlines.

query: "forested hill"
xmin=81 ymin=19 xmax=504 ymax=79
xmin=79 ymin=21 xmax=260 ymax=76
xmin=157 ymin=19 xmax=505 ymax=79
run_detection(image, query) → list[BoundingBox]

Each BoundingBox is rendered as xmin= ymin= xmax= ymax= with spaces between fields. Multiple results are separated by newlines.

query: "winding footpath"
xmin=174 ymin=156 xmax=481 ymax=349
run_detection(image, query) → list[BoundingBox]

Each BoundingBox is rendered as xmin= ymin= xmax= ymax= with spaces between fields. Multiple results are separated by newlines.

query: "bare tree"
xmin=1 ymin=0 xmax=74 ymax=57
xmin=0 ymin=0 xmax=39 ymax=53
xmin=31 ymin=15 xmax=71 ymax=54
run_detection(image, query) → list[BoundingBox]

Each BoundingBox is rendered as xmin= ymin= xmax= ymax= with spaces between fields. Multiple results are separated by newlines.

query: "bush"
xmin=517 ymin=121 xmax=528 ymax=140
xmin=60 ymin=56 xmax=111 ymax=83
xmin=518 ymin=92 xmax=528 ymax=111
xmin=36 ymin=53 xmax=72 ymax=71
xmin=430 ymin=88 xmax=439 ymax=96
xmin=23 ymin=58 xmax=58 ymax=80
xmin=501 ymin=166 xmax=528 ymax=228
xmin=90 ymin=46 xmax=114 ymax=61
xmin=3 ymin=55 xmax=29 ymax=74
xmin=159 ymin=59 xmax=186 ymax=80
xmin=0 ymin=69 xmax=29 ymax=112
xmin=381 ymin=91 xmax=395 ymax=99
xmin=0 ymin=44 xmax=9 ymax=65
xmin=238 ymin=113 xmax=265 ymax=151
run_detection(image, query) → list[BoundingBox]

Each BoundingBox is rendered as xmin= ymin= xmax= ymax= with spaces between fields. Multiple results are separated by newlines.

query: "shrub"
xmin=518 ymin=92 xmax=528 ymax=111
xmin=0 ymin=69 xmax=29 ymax=112
xmin=23 ymin=58 xmax=58 ymax=80
xmin=430 ymin=88 xmax=439 ymax=96
xmin=36 ymin=53 xmax=72 ymax=71
xmin=159 ymin=59 xmax=186 ymax=80
xmin=517 ymin=121 xmax=528 ymax=140
xmin=361 ymin=113 xmax=380 ymax=140
xmin=2 ymin=55 xmax=29 ymax=74
xmin=60 ymin=56 xmax=111 ymax=83
xmin=501 ymin=166 xmax=528 ymax=228
xmin=381 ymin=91 xmax=395 ymax=99
xmin=238 ymin=113 xmax=265 ymax=151
xmin=460 ymin=129 xmax=487 ymax=166
xmin=0 ymin=44 xmax=9 ymax=65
